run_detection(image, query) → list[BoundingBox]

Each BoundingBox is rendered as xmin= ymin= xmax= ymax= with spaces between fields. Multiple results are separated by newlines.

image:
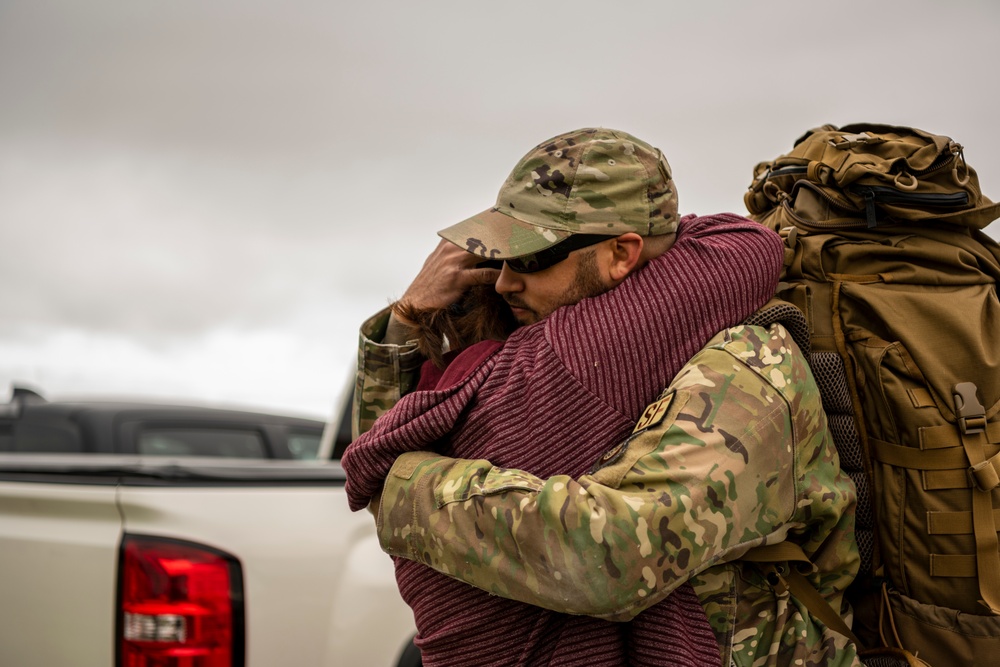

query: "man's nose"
xmin=494 ymin=262 xmax=524 ymax=295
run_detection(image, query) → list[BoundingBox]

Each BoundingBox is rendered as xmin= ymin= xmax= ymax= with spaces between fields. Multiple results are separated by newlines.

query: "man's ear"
xmin=607 ymin=233 xmax=644 ymax=283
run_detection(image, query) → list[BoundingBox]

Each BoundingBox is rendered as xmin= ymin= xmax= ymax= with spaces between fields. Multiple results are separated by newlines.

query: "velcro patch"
xmin=634 ymin=393 xmax=674 ymax=433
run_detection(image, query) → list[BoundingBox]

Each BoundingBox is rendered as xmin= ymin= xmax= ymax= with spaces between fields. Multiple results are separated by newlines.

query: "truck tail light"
xmin=117 ymin=535 xmax=245 ymax=667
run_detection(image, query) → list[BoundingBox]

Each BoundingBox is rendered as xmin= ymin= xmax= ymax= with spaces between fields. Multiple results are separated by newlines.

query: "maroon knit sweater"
xmin=343 ymin=214 xmax=783 ymax=667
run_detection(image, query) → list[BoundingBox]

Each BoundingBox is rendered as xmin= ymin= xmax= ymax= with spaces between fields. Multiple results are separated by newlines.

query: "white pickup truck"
xmin=0 ymin=387 xmax=419 ymax=667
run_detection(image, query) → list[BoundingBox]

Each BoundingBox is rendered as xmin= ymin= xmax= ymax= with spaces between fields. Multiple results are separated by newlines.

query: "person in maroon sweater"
xmin=343 ymin=128 xmax=783 ymax=667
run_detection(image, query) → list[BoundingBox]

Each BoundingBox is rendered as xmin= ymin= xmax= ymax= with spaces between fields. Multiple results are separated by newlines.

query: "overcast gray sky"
xmin=2 ymin=0 xmax=998 ymax=420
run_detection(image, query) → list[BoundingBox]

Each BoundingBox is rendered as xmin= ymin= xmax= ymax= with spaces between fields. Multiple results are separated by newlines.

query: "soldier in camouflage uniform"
xmin=348 ymin=128 xmax=861 ymax=666
xmin=360 ymin=308 xmax=861 ymax=667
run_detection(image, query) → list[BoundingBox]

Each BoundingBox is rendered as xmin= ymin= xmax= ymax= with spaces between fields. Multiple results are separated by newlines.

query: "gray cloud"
xmin=1 ymin=0 xmax=998 ymax=414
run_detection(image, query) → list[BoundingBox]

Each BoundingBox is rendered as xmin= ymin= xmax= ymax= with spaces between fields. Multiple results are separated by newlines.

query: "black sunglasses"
xmin=477 ymin=234 xmax=616 ymax=274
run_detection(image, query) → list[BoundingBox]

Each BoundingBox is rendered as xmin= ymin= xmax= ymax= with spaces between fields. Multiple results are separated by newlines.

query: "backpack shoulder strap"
xmin=742 ymin=298 xmax=811 ymax=355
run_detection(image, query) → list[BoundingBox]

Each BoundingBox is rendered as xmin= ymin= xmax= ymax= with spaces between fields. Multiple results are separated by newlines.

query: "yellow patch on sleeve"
xmin=633 ymin=393 xmax=674 ymax=433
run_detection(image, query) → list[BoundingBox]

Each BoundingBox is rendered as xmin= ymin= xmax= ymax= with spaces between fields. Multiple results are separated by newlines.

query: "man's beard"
xmin=560 ymin=248 xmax=609 ymax=309
xmin=505 ymin=248 xmax=609 ymax=325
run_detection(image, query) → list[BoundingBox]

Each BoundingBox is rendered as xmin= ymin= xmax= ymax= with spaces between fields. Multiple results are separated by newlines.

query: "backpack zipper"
xmin=764 ymin=151 xmax=970 ymax=229
xmin=768 ymin=165 xmax=808 ymax=178
xmin=912 ymin=150 xmax=957 ymax=177
xmin=850 ymin=186 xmax=970 ymax=228
xmin=780 ymin=184 xmax=871 ymax=231
xmin=780 ymin=181 xmax=970 ymax=231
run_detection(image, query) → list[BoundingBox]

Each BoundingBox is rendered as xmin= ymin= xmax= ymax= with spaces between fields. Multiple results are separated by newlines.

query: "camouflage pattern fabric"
xmin=438 ymin=127 xmax=679 ymax=260
xmin=376 ymin=322 xmax=861 ymax=667
xmin=352 ymin=308 xmax=425 ymax=440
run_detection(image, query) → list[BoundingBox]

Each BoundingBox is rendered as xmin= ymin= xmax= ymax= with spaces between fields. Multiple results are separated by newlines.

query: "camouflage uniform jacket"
xmin=372 ymin=317 xmax=861 ymax=667
xmin=351 ymin=306 xmax=426 ymax=440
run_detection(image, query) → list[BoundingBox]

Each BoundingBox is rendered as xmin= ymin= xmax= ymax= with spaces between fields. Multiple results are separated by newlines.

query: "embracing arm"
xmin=351 ymin=307 xmax=426 ymax=439
xmin=545 ymin=213 xmax=783 ymax=420
xmin=352 ymin=240 xmax=503 ymax=438
xmin=376 ymin=325 xmax=840 ymax=620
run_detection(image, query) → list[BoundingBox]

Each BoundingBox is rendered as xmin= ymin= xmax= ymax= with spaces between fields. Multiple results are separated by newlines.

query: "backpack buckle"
xmin=829 ymin=132 xmax=885 ymax=150
xmin=954 ymin=382 xmax=986 ymax=435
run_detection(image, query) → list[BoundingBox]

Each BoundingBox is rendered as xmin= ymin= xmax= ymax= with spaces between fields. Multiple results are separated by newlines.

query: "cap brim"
xmin=438 ymin=207 xmax=572 ymax=260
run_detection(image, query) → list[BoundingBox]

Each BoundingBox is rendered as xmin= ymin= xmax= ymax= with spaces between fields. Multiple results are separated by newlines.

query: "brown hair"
xmin=392 ymin=285 xmax=518 ymax=368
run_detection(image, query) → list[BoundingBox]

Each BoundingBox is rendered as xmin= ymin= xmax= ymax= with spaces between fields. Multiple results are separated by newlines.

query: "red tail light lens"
xmin=117 ymin=535 xmax=245 ymax=667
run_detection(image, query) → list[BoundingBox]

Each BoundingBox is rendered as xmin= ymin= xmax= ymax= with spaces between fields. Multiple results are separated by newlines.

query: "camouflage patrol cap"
xmin=438 ymin=127 xmax=679 ymax=259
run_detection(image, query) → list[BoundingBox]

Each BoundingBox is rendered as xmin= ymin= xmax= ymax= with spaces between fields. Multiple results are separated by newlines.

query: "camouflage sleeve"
xmin=351 ymin=307 xmax=426 ymax=438
xmin=377 ymin=324 xmax=844 ymax=621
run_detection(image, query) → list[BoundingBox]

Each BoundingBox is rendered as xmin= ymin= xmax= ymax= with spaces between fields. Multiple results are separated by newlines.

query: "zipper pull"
xmin=863 ymin=189 xmax=878 ymax=228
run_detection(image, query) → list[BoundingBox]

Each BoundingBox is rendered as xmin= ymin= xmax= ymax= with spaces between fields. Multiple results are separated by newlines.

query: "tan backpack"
xmin=745 ymin=123 xmax=1000 ymax=666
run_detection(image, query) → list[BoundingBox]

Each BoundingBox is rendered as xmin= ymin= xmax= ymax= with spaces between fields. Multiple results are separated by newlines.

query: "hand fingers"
xmin=402 ymin=240 xmax=493 ymax=310
xmin=428 ymin=240 xmax=498 ymax=287
xmin=465 ymin=266 xmax=501 ymax=287
xmin=446 ymin=241 xmax=486 ymax=269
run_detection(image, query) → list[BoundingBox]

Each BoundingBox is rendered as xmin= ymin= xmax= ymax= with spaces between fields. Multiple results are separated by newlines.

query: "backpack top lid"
xmin=747 ymin=123 xmax=1000 ymax=231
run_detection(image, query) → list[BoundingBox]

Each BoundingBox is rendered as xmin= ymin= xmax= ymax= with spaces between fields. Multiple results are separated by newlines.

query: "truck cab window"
xmin=137 ymin=427 xmax=266 ymax=458
xmin=8 ymin=422 xmax=83 ymax=453
xmin=287 ymin=430 xmax=322 ymax=460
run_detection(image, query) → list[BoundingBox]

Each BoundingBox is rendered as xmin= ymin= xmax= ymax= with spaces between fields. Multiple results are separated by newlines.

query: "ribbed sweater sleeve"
xmin=545 ymin=213 xmax=782 ymax=420
xmin=341 ymin=349 xmax=500 ymax=511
